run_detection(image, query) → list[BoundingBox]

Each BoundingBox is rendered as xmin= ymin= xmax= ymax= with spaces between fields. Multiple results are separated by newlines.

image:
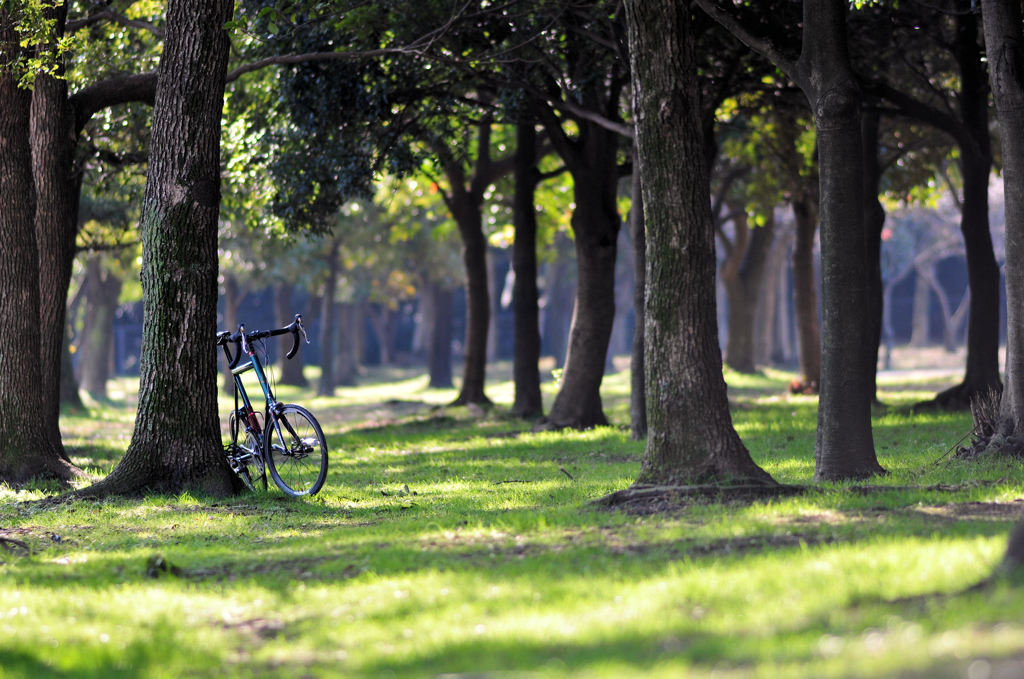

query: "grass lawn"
xmin=2 ymin=354 xmax=1024 ymax=678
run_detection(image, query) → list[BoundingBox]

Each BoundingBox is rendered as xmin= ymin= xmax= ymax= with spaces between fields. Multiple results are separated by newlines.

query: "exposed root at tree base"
xmin=592 ymin=479 xmax=1013 ymax=514
xmin=593 ymin=483 xmax=804 ymax=513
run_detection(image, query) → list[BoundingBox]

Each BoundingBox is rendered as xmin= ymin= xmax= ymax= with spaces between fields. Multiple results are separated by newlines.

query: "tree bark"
xmin=862 ymin=109 xmax=886 ymax=402
xmin=982 ymin=0 xmax=1024 ymax=436
xmin=81 ymin=0 xmax=236 ymax=497
xmin=935 ymin=10 xmax=1002 ymax=409
xmin=696 ymin=0 xmax=884 ymax=480
xmin=629 ymin=147 xmax=647 ymax=440
xmin=803 ymin=1 xmax=884 ymax=480
xmin=441 ymin=121 xmax=500 ymax=408
xmin=511 ymin=121 xmax=544 ymax=419
xmin=0 ymin=10 xmax=80 ymax=484
xmin=30 ymin=1 xmax=79 ymax=457
xmin=447 ymin=181 xmax=491 ymax=406
xmin=625 ymin=0 xmax=775 ymax=486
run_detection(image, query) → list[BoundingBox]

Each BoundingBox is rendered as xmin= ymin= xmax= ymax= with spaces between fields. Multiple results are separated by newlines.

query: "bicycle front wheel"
xmin=265 ymin=404 xmax=328 ymax=497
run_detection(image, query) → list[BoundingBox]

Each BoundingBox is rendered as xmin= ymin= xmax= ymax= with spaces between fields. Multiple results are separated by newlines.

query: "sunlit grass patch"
xmin=3 ymin=355 xmax=1024 ymax=677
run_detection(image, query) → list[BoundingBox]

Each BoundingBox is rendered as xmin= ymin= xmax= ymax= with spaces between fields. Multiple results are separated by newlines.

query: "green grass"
xmin=2 ymin=360 xmax=1024 ymax=678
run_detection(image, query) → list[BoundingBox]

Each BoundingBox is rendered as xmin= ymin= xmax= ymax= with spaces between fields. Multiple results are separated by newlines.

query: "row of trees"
xmin=3 ymin=0 xmax=1024 ymax=495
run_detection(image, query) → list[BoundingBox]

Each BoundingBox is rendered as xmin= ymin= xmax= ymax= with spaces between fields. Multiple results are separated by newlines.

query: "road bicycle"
xmin=216 ymin=314 xmax=328 ymax=497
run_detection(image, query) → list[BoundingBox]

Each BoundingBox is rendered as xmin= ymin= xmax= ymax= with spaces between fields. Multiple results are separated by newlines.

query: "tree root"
xmin=592 ymin=479 xmax=1009 ymax=512
xmin=592 ymin=482 xmax=804 ymax=509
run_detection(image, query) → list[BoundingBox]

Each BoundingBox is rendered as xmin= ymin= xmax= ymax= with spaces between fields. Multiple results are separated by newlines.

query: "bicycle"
xmin=216 ymin=314 xmax=328 ymax=497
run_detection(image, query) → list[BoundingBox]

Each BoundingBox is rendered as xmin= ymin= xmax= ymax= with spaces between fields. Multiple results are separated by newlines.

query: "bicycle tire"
xmin=265 ymin=404 xmax=328 ymax=497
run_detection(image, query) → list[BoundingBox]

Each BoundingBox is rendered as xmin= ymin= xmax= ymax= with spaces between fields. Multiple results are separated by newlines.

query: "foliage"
xmin=1 ymin=365 xmax=1022 ymax=677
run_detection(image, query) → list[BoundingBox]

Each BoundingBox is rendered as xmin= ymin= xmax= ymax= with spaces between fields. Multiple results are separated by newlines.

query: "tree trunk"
xmin=545 ymin=179 xmax=619 ymax=428
xmin=425 ymin=282 xmax=454 ymax=389
xmin=982 ymin=0 xmax=1024 ymax=435
xmin=448 ymin=189 xmax=491 ymax=406
xmin=934 ymin=13 xmax=1002 ymax=408
xmin=0 ymin=11 xmax=79 ymax=484
xmin=792 ymin=186 xmax=822 ymax=389
xmin=275 ymin=283 xmax=308 ymax=387
xmin=862 ymin=109 xmax=886 ymax=402
xmin=624 ymin=0 xmax=775 ymax=486
xmin=629 ymin=148 xmax=647 ymax=440
xmin=511 ymin=121 xmax=543 ymax=419
xmin=803 ymin=0 xmax=883 ymax=481
xmin=30 ymin=1 xmax=79 ymax=457
xmin=334 ymin=302 xmax=358 ymax=387
xmin=910 ymin=267 xmax=933 ymax=347
xmin=220 ymin=274 xmax=245 ymax=393
xmin=541 ymin=235 xmax=575 ymax=366
xmin=79 ymin=257 xmax=122 ymax=400
xmin=81 ymin=0 xmax=236 ymax=498
xmin=60 ymin=326 xmax=84 ymax=410
xmin=318 ymin=239 xmax=340 ymax=396
xmin=723 ymin=208 xmax=776 ymax=373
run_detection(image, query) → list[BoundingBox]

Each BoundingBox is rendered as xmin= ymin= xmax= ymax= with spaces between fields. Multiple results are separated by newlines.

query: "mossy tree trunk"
xmin=0 ymin=10 xmax=80 ymax=485
xmin=82 ymin=0 xmax=236 ymax=497
xmin=624 ymin=0 xmax=775 ymax=486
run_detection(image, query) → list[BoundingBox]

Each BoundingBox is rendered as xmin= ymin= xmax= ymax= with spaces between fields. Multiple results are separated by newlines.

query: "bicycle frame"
xmin=219 ymin=315 xmax=328 ymax=496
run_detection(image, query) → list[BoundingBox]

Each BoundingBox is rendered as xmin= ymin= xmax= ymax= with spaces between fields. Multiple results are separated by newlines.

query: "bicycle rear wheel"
xmin=265 ymin=404 xmax=328 ymax=497
xmin=229 ymin=410 xmax=267 ymax=491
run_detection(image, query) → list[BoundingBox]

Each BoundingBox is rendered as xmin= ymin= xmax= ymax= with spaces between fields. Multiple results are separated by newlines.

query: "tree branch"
xmin=66 ymin=9 xmax=164 ymax=38
xmin=692 ymin=0 xmax=801 ymax=85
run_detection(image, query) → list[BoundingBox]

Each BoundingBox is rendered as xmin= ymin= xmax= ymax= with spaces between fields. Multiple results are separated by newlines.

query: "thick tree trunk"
xmin=545 ymin=178 xmax=619 ymax=428
xmin=791 ymin=187 xmax=822 ymax=389
xmin=629 ymin=149 xmax=647 ymax=440
xmin=0 ymin=12 xmax=80 ymax=484
xmin=625 ymin=0 xmax=774 ymax=486
xmin=30 ymin=1 xmax=79 ymax=457
xmin=275 ymin=283 xmax=308 ymax=387
xmin=803 ymin=0 xmax=883 ymax=481
xmin=82 ymin=0 xmax=236 ymax=497
xmin=980 ymin=0 xmax=1024 ymax=572
xmin=982 ymin=0 xmax=1024 ymax=435
xmin=511 ymin=121 xmax=543 ymax=419
xmin=927 ymin=11 xmax=1003 ymax=409
xmin=318 ymin=239 xmax=340 ymax=397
